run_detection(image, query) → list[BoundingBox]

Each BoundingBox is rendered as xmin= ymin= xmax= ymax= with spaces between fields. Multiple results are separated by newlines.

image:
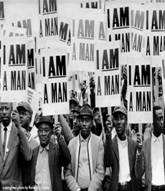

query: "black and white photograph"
xmin=0 ymin=0 xmax=165 ymax=191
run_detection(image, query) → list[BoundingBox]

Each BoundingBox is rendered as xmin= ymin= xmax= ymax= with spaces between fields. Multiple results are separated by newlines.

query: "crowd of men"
xmin=0 ymin=99 xmax=164 ymax=191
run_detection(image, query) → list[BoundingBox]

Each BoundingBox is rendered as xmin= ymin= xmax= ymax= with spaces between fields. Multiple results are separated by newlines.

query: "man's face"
xmin=72 ymin=111 xmax=80 ymax=135
xmin=113 ymin=112 xmax=127 ymax=137
xmin=153 ymin=109 xmax=164 ymax=135
xmin=18 ymin=108 xmax=31 ymax=130
xmin=106 ymin=116 xmax=112 ymax=132
xmin=0 ymin=103 xmax=12 ymax=125
xmin=94 ymin=111 xmax=101 ymax=124
xmin=80 ymin=115 xmax=92 ymax=139
xmin=38 ymin=123 xmax=52 ymax=147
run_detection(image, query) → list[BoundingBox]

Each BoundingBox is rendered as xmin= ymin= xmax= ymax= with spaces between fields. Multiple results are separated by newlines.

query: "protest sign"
xmin=151 ymin=54 xmax=163 ymax=68
xmin=0 ymin=1 xmax=4 ymax=20
xmin=0 ymin=35 xmax=2 ymax=92
xmin=27 ymin=38 xmax=36 ymax=89
xmin=58 ymin=17 xmax=71 ymax=46
xmin=0 ymin=37 xmax=28 ymax=102
xmin=70 ymin=9 xmax=106 ymax=72
xmin=1 ymin=24 xmax=26 ymax=37
xmin=106 ymin=2 xmax=131 ymax=53
xmin=39 ymin=14 xmax=58 ymax=39
xmin=148 ymin=4 xmax=165 ymax=32
xmin=130 ymin=4 xmax=146 ymax=54
xmin=27 ymin=87 xmax=41 ymax=126
xmin=127 ymin=56 xmax=153 ymax=123
xmin=38 ymin=0 xmax=58 ymax=48
xmin=80 ymin=0 xmax=105 ymax=10
xmin=0 ymin=0 xmax=5 ymax=35
xmin=12 ymin=18 xmax=32 ymax=37
xmin=40 ymin=47 xmax=69 ymax=115
xmin=38 ymin=0 xmax=57 ymax=15
xmin=131 ymin=30 xmax=145 ymax=54
xmin=95 ymin=41 xmax=121 ymax=107
xmin=152 ymin=65 xmax=163 ymax=106
xmin=141 ymin=4 xmax=165 ymax=57
xmin=109 ymin=0 xmax=148 ymax=2
xmin=146 ymin=34 xmax=165 ymax=57
xmin=68 ymin=71 xmax=92 ymax=106
xmin=131 ymin=4 xmax=146 ymax=31
xmin=150 ymin=0 xmax=165 ymax=2
xmin=162 ymin=57 xmax=165 ymax=103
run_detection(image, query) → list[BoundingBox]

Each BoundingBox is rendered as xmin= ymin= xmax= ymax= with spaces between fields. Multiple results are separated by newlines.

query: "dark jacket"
xmin=104 ymin=133 xmax=140 ymax=191
xmin=135 ymin=134 xmax=165 ymax=191
xmin=23 ymin=135 xmax=71 ymax=191
xmin=0 ymin=123 xmax=32 ymax=190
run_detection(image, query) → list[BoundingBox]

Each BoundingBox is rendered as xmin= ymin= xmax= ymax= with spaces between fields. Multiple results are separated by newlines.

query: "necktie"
xmin=3 ymin=127 xmax=7 ymax=158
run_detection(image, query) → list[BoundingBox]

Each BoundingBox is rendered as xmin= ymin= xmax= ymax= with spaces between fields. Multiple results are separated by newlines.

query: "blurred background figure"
xmin=105 ymin=114 xmax=116 ymax=139
xmin=69 ymin=97 xmax=79 ymax=129
xmin=71 ymin=105 xmax=81 ymax=136
xmin=89 ymin=76 xmax=95 ymax=109
xmin=69 ymin=97 xmax=79 ymax=115
xmin=92 ymin=107 xmax=103 ymax=136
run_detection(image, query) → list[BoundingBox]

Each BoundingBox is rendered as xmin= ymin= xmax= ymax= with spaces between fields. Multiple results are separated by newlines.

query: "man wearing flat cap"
xmin=17 ymin=101 xmax=39 ymax=149
xmin=16 ymin=102 xmax=40 ymax=189
xmin=27 ymin=116 xmax=71 ymax=191
xmin=104 ymin=106 xmax=141 ymax=191
xmin=65 ymin=104 xmax=104 ymax=191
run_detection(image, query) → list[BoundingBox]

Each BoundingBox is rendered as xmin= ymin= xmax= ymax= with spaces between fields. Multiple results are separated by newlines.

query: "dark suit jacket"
xmin=0 ymin=122 xmax=32 ymax=190
xmin=26 ymin=135 xmax=71 ymax=191
xmin=135 ymin=134 xmax=165 ymax=191
xmin=104 ymin=134 xmax=139 ymax=191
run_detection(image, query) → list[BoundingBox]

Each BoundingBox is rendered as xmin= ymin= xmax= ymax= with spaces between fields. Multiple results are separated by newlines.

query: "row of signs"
xmin=0 ymin=0 xmax=165 ymax=124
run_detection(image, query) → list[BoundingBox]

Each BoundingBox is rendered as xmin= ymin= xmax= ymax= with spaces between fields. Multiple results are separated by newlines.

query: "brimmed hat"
xmin=71 ymin=105 xmax=81 ymax=113
xmin=93 ymin=107 xmax=99 ymax=114
xmin=113 ymin=106 xmax=127 ymax=116
xmin=69 ymin=98 xmax=79 ymax=106
xmin=17 ymin=102 xmax=33 ymax=115
xmin=79 ymin=104 xmax=93 ymax=118
xmin=35 ymin=116 xmax=54 ymax=129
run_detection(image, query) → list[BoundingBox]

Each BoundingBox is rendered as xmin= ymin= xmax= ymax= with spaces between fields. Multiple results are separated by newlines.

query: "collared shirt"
xmin=1 ymin=121 xmax=12 ymax=158
xmin=77 ymin=134 xmax=91 ymax=189
xmin=117 ymin=136 xmax=131 ymax=183
xmin=151 ymin=133 xmax=165 ymax=185
xmin=35 ymin=144 xmax=52 ymax=191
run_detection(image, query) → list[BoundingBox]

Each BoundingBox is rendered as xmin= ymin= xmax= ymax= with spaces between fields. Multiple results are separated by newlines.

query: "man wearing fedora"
xmin=27 ymin=116 xmax=71 ymax=191
xmin=64 ymin=104 xmax=104 ymax=191
xmin=104 ymin=106 xmax=141 ymax=191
